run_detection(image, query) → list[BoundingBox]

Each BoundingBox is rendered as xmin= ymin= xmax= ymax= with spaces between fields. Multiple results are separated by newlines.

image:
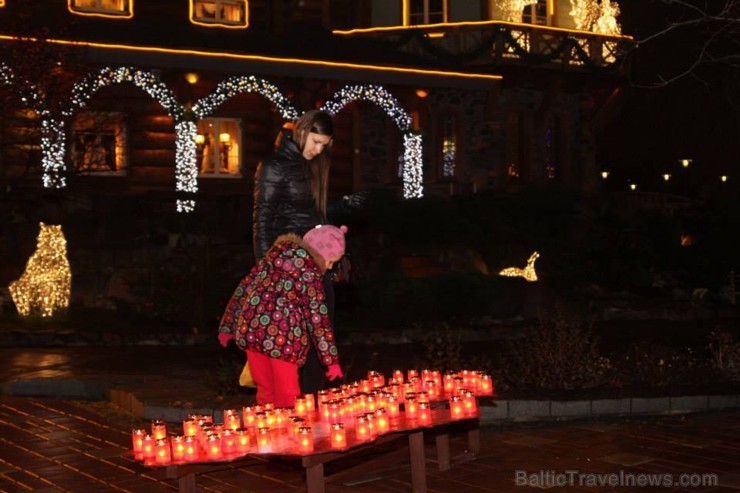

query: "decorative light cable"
xmin=175 ymin=120 xmax=198 ymax=213
xmin=192 ymin=75 xmax=297 ymax=120
xmin=1 ymin=62 xmax=66 ymax=187
xmin=594 ymin=0 xmax=622 ymax=62
xmin=402 ymin=132 xmax=423 ymax=198
xmin=321 ymin=84 xmax=422 ymax=198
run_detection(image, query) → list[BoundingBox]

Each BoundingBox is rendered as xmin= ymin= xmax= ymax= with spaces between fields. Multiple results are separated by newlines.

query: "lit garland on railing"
xmin=322 ymin=84 xmax=422 ymax=197
xmin=192 ymin=75 xmax=297 ymax=120
xmin=500 ymin=0 xmax=538 ymax=23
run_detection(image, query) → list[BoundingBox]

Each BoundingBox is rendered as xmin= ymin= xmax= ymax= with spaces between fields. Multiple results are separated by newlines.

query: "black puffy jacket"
xmin=252 ymin=130 xmax=323 ymax=260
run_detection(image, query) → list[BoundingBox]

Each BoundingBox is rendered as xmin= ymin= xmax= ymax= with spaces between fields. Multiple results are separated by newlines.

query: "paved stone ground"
xmin=1 ymin=397 xmax=740 ymax=492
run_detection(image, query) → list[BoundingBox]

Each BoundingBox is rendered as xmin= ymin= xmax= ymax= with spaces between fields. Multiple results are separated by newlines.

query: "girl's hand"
xmin=325 ymin=364 xmax=344 ymax=381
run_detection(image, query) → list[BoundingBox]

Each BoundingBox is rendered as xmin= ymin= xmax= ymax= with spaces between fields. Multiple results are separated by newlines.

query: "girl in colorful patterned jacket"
xmin=218 ymin=224 xmax=346 ymax=408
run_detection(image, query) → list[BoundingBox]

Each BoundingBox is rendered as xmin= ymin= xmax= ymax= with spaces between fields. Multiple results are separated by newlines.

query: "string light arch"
xmin=65 ymin=67 xmax=197 ymax=211
xmin=192 ymin=75 xmax=297 ymax=120
xmin=1 ymin=62 xmax=66 ymax=188
xmin=321 ymin=84 xmax=423 ymax=198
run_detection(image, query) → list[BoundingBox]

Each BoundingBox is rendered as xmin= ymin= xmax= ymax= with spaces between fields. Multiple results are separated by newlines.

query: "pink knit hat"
xmin=303 ymin=225 xmax=348 ymax=261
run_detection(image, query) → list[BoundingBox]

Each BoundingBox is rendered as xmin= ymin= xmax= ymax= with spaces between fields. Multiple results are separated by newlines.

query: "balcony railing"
xmin=334 ymin=21 xmax=634 ymax=71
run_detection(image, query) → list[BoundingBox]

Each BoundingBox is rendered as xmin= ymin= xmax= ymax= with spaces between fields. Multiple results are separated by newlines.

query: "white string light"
xmin=192 ymin=75 xmax=297 ymax=120
xmin=321 ymin=84 xmax=422 ymax=197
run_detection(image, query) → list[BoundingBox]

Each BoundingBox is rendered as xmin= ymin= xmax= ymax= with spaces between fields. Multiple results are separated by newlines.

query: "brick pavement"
xmin=1 ymin=397 xmax=740 ymax=492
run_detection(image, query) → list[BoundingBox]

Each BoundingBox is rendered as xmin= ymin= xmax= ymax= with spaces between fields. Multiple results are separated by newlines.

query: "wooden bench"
xmin=151 ymin=411 xmax=480 ymax=493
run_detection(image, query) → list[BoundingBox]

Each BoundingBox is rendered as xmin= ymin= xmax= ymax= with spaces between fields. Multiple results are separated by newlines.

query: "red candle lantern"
xmin=328 ymin=400 xmax=342 ymax=424
xmin=223 ymin=409 xmax=240 ymax=431
xmin=235 ymin=428 xmax=250 ymax=453
xmin=151 ymin=419 xmax=167 ymax=440
xmin=170 ymin=435 xmax=186 ymax=462
xmin=255 ymin=412 xmax=267 ymax=429
xmin=242 ymin=406 xmax=258 ymax=428
xmin=407 ymin=369 xmax=419 ymax=381
xmin=206 ymin=434 xmax=222 ymax=460
xmin=443 ymin=372 xmax=456 ymax=394
xmin=387 ymin=395 xmax=400 ymax=418
xmin=462 ymin=390 xmax=478 ymax=416
xmin=331 ymin=422 xmax=347 ymax=449
xmin=364 ymin=413 xmax=377 ymax=439
xmin=355 ymin=415 xmax=369 ymax=441
xmin=368 ymin=371 xmax=385 ymax=388
xmin=297 ymin=426 xmax=313 ymax=453
xmin=418 ymin=402 xmax=431 ymax=424
xmin=450 ymin=395 xmax=464 ymax=419
xmin=294 ymin=396 xmax=307 ymax=416
xmin=257 ymin=427 xmax=271 ymax=453
xmin=183 ymin=435 xmax=198 ymax=462
xmin=405 ymin=396 xmax=418 ymax=419
xmin=478 ymin=374 xmax=494 ymax=395
xmin=392 ymin=369 xmax=404 ymax=384
xmin=141 ymin=434 xmax=156 ymax=462
xmin=374 ymin=408 xmax=389 ymax=434
xmin=221 ymin=428 xmax=237 ymax=455
xmin=304 ymin=393 xmax=316 ymax=414
xmin=131 ymin=428 xmax=146 ymax=459
xmin=288 ymin=416 xmax=305 ymax=440
xmin=182 ymin=418 xmax=197 ymax=437
xmin=154 ymin=438 xmax=171 ymax=464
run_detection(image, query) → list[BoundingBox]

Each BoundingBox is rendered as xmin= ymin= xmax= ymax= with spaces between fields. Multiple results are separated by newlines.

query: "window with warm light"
xmin=191 ymin=0 xmax=248 ymax=27
xmin=440 ymin=113 xmax=458 ymax=179
xmin=69 ymin=0 xmax=133 ymax=18
xmin=196 ymin=118 xmax=242 ymax=176
xmin=70 ymin=112 xmax=127 ymax=174
xmin=522 ymin=0 xmax=548 ymax=25
xmin=408 ymin=0 xmax=446 ymax=25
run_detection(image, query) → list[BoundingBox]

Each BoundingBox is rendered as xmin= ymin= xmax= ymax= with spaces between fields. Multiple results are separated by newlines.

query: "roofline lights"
xmin=333 ymin=19 xmax=634 ymax=40
xmin=0 ymin=35 xmax=502 ymax=81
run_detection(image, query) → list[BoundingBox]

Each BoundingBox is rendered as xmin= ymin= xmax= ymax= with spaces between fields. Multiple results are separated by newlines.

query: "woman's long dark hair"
xmin=293 ymin=110 xmax=334 ymax=218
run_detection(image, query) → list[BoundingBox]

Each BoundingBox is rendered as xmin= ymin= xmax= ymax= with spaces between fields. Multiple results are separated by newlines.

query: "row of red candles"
xmin=132 ymin=369 xmax=493 ymax=464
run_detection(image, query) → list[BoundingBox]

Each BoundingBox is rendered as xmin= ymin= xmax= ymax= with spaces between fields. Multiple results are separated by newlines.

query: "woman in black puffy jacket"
xmin=252 ymin=109 xmax=335 ymax=394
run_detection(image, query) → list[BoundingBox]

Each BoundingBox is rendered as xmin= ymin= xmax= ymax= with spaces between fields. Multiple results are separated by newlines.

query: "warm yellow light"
xmin=9 ymin=223 xmax=72 ymax=318
xmin=721 ymin=175 xmax=728 ymax=182
xmin=219 ymin=132 xmax=230 ymax=143
xmin=629 ymin=183 xmax=637 ymax=191
xmin=189 ymin=0 xmax=249 ymax=29
xmin=600 ymin=171 xmax=610 ymax=179
xmin=499 ymin=252 xmax=539 ymax=282
xmin=333 ymin=20 xmax=633 ymax=40
xmin=425 ymin=32 xmax=446 ymax=38
xmin=0 ymin=1 xmax=6 ymax=8
xmin=415 ymin=89 xmax=429 ymax=98
xmin=680 ymin=158 xmax=693 ymax=168
xmin=195 ymin=133 xmax=205 ymax=145
xmin=662 ymin=173 xmax=671 ymax=181
xmin=0 ymin=36 xmax=502 ymax=82
xmin=184 ymin=72 xmax=199 ymax=84
xmin=67 ymin=0 xmax=133 ymax=19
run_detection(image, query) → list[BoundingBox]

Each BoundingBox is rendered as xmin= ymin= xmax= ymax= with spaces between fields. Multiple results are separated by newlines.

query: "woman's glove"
xmin=342 ymin=191 xmax=369 ymax=210
xmin=218 ymin=332 xmax=233 ymax=347
xmin=325 ymin=364 xmax=344 ymax=381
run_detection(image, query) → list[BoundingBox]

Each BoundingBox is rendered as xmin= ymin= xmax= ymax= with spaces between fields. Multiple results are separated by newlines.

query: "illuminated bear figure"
xmin=9 ymin=222 xmax=72 ymax=317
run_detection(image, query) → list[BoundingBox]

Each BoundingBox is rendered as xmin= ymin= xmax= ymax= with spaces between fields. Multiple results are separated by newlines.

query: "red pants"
xmin=245 ymin=350 xmax=301 ymax=408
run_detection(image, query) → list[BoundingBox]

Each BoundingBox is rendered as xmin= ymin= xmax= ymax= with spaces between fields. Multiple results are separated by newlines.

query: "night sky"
xmin=597 ymin=0 xmax=739 ymax=196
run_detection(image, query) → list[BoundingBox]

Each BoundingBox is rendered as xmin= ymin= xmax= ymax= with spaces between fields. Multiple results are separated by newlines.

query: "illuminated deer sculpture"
xmin=498 ymin=251 xmax=539 ymax=282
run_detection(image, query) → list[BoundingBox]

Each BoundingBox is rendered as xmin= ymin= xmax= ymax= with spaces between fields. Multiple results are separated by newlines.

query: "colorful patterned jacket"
xmin=218 ymin=233 xmax=339 ymax=368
